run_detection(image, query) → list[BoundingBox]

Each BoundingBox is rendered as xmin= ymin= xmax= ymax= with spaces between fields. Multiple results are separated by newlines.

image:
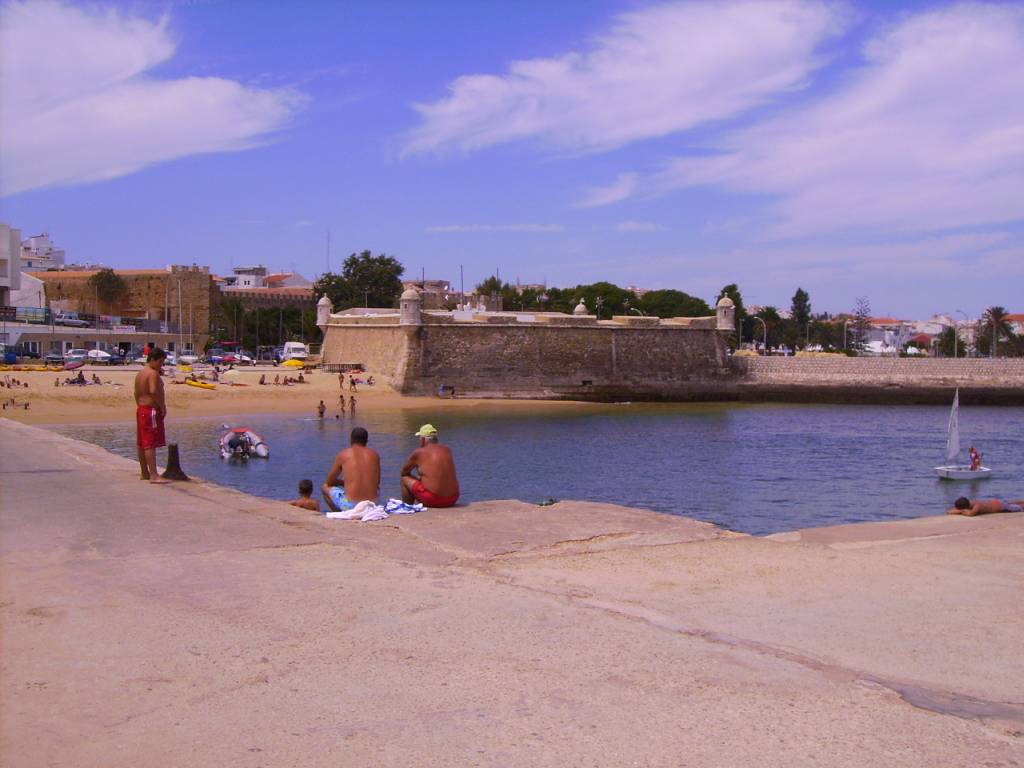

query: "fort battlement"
xmin=319 ymin=299 xmax=735 ymax=400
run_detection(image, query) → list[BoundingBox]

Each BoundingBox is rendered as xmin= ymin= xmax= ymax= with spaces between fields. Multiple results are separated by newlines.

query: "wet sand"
xmin=2 ymin=418 xmax=1022 ymax=767
xmin=0 ymin=365 xmax=598 ymax=425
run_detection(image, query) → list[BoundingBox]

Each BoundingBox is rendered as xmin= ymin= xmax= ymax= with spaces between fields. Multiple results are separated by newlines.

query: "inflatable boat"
xmin=219 ymin=427 xmax=269 ymax=460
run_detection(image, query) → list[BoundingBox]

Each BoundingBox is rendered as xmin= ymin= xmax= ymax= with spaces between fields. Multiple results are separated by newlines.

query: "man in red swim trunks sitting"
xmin=134 ymin=347 xmax=169 ymax=484
xmin=400 ymin=424 xmax=460 ymax=508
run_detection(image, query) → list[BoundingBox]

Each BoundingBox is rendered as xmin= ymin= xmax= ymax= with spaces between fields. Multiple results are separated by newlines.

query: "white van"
xmin=282 ymin=341 xmax=308 ymax=361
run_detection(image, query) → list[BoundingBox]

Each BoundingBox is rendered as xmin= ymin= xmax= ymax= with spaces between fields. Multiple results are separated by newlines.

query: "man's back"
xmin=339 ymin=444 xmax=381 ymax=502
xmin=413 ymin=443 xmax=459 ymax=497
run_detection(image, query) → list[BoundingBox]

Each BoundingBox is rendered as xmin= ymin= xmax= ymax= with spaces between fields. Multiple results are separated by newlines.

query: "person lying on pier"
xmin=289 ymin=479 xmax=321 ymax=512
xmin=322 ymin=427 xmax=381 ymax=513
xmin=400 ymin=424 xmax=460 ymax=508
xmin=947 ymin=497 xmax=1023 ymax=516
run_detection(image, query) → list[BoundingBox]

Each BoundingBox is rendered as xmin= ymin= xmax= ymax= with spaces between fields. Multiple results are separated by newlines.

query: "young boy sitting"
xmin=289 ymin=479 xmax=321 ymax=512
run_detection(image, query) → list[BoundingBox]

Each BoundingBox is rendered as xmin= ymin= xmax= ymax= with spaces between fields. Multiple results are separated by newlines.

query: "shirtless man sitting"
xmin=946 ymin=497 xmax=1024 ymax=516
xmin=400 ymin=424 xmax=460 ymax=508
xmin=322 ymin=427 xmax=381 ymax=512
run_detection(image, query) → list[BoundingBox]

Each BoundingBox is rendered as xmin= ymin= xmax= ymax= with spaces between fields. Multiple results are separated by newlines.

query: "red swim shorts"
xmin=136 ymin=405 xmax=166 ymax=449
xmin=411 ymin=480 xmax=459 ymax=508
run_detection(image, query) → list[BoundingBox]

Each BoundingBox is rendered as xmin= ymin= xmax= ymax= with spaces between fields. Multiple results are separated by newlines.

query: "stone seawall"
xmin=732 ymin=356 xmax=1024 ymax=404
xmin=407 ymin=324 xmax=733 ymax=399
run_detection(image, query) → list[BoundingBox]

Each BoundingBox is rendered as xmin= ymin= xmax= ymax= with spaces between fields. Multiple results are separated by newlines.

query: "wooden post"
xmin=162 ymin=443 xmax=190 ymax=481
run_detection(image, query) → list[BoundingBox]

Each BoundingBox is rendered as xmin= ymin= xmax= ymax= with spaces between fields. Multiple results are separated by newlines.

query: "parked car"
xmin=65 ymin=348 xmax=88 ymax=364
xmin=205 ymin=348 xmax=226 ymax=364
xmin=54 ymin=312 xmax=90 ymax=328
xmin=44 ymin=351 xmax=65 ymax=365
xmin=178 ymin=352 xmax=199 ymax=365
xmin=15 ymin=346 xmax=41 ymax=359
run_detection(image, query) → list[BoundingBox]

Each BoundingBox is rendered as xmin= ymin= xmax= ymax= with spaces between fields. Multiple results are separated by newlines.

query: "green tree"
xmin=637 ymin=289 xmax=711 ymax=318
xmin=341 ymin=251 xmax=404 ymax=308
xmin=851 ymin=296 xmax=872 ymax=354
xmin=982 ymin=306 xmax=1015 ymax=357
xmin=313 ymin=272 xmax=352 ymax=309
xmin=790 ymin=288 xmax=811 ymax=348
xmin=314 ymin=251 xmax=405 ymax=310
xmin=572 ymin=282 xmax=637 ymax=319
xmin=936 ymin=327 xmax=962 ymax=357
xmin=87 ymin=268 xmax=127 ymax=312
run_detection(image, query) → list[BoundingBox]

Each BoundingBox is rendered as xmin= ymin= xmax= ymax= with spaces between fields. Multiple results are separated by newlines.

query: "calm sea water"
xmin=54 ymin=403 xmax=1023 ymax=535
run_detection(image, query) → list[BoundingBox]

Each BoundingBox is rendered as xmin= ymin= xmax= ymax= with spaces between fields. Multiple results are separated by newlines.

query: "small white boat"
xmin=220 ymin=427 xmax=269 ymax=460
xmin=934 ymin=389 xmax=991 ymax=480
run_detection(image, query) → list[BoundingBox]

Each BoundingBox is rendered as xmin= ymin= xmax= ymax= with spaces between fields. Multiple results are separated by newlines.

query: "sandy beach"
xmin=0 ymin=364 xmax=598 ymax=426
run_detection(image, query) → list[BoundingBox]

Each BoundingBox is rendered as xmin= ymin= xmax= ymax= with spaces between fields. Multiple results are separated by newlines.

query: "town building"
xmin=20 ymin=232 xmax=66 ymax=271
xmin=218 ymin=265 xmax=315 ymax=310
xmin=0 ymin=224 xmax=22 ymax=307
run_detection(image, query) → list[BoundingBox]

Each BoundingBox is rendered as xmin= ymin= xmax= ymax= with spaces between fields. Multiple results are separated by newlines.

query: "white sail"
xmin=945 ymin=389 xmax=960 ymax=464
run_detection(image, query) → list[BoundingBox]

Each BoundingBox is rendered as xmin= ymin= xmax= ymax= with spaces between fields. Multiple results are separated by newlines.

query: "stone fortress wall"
xmin=318 ymin=293 xmax=737 ymax=400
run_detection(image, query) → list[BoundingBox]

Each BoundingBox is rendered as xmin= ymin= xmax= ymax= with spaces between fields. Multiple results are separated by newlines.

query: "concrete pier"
xmin=2 ymin=419 xmax=1022 ymax=767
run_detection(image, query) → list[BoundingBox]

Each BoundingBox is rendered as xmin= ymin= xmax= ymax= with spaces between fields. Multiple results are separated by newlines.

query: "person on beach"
xmin=400 ymin=424 xmax=460 ymax=508
xmin=349 ymin=375 xmax=356 ymax=392
xmin=969 ymin=446 xmax=982 ymax=471
xmin=322 ymin=427 xmax=381 ymax=512
xmin=317 ymin=400 xmax=326 ymax=419
xmin=947 ymin=497 xmax=1023 ymax=516
xmin=289 ymin=479 xmax=321 ymax=512
xmin=338 ymin=394 xmax=346 ymax=416
xmin=134 ymin=347 xmax=169 ymax=484
xmin=259 ymin=374 xmax=266 ymax=385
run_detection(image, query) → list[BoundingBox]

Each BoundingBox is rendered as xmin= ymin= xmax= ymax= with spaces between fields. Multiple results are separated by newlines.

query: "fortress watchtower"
xmin=400 ymin=287 xmax=422 ymax=326
xmin=316 ymin=295 xmax=333 ymax=333
xmin=716 ymin=296 xmax=735 ymax=332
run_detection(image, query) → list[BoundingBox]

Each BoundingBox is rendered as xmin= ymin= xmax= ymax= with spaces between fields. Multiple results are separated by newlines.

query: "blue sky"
xmin=1 ymin=0 xmax=1021 ymax=318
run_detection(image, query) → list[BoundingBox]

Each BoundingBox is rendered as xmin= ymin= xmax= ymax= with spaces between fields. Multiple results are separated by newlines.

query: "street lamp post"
xmin=843 ymin=320 xmax=851 ymax=351
xmin=752 ymin=316 xmax=768 ymax=355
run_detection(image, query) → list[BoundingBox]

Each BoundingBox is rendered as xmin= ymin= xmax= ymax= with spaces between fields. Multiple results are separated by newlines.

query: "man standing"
xmin=322 ymin=427 xmax=381 ymax=512
xmin=400 ymin=424 xmax=460 ymax=508
xmin=134 ymin=347 xmax=169 ymax=484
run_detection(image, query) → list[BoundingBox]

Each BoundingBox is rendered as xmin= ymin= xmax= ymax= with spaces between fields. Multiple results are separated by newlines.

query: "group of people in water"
xmin=289 ymin=423 xmax=460 ymax=514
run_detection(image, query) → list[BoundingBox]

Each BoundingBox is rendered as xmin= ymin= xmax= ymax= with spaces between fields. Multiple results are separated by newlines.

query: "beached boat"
xmin=185 ymin=379 xmax=216 ymax=391
xmin=934 ymin=389 xmax=992 ymax=480
xmin=219 ymin=427 xmax=269 ymax=460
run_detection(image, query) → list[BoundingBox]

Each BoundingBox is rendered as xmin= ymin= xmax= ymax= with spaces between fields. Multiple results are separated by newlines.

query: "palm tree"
xmin=982 ymin=306 xmax=1015 ymax=357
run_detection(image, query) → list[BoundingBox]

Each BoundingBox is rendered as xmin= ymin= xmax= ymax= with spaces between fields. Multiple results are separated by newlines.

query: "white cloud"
xmin=403 ymin=1 xmax=845 ymax=155
xmin=576 ymin=173 xmax=638 ymax=208
xmin=650 ymin=4 xmax=1024 ymax=237
xmin=0 ymin=1 xmax=304 ymax=196
xmin=425 ymin=224 xmax=564 ymax=233
xmin=615 ymin=220 xmax=663 ymax=232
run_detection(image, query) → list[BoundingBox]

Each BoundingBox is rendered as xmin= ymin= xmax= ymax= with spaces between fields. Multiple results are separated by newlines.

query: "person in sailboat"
xmin=946 ymin=497 xmax=1023 ymax=516
xmin=969 ymin=446 xmax=981 ymax=471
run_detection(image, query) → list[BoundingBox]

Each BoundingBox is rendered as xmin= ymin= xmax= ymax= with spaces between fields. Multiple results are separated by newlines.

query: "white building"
xmin=9 ymin=272 xmax=45 ymax=308
xmin=20 ymin=232 xmax=66 ymax=270
xmin=0 ymin=224 xmax=22 ymax=306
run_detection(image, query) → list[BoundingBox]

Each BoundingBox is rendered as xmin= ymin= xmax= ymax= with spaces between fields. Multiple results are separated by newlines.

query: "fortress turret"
xmin=316 ymin=294 xmax=333 ymax=332
xmin=400 ymin=287 xmax=422 ymax=326
xmin=573 ymin=299 xmax=589 ymax=316
xmin=715 ymin=296 xmax=735 ymax=332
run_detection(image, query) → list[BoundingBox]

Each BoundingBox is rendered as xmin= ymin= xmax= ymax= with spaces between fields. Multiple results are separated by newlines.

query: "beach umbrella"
xmin=222 ymin=368 xmax=241 ymax=380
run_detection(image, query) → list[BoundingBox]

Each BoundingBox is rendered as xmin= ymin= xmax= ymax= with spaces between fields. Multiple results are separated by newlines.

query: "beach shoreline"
xmin=0 ymin=364 xmax=603 ymax=426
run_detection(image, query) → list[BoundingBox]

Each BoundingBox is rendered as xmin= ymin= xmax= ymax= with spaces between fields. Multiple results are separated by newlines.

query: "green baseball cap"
xmin=414 ymin=423 xmax=438 ymax=437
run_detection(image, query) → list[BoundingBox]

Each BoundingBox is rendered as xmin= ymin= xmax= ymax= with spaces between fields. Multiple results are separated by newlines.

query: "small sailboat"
xmin=934 ymin=389 xmax=991 ymax=480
